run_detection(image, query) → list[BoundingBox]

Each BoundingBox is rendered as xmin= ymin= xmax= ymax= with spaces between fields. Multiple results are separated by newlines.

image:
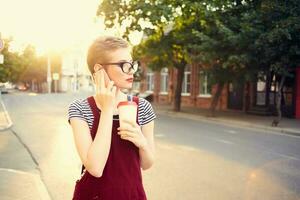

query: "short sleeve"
xmin=138 ymin=98 xmax=156 ymax=126
xmin=67 ymin=99 xmax=86 ymax=124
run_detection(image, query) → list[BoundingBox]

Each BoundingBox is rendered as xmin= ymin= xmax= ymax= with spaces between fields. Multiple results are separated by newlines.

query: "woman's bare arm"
xmin=70 ymin=109 xmax=113 ymax=178
xmin=139 ymin=121 xmax=155 ymax=170
xmin=70 ymin=69 xmax=116 ymax=178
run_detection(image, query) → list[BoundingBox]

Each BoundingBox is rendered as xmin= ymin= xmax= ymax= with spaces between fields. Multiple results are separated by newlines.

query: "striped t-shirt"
xmin=67 ymin=96 xmax=156 ymax=129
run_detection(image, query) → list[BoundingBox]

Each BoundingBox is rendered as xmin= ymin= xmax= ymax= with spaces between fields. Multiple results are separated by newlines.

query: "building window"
xmin=199 ymin=70 xmax=212 ymax=97
xmin=182 ymin=65 xmax=191 ymax=95
xmin=160 ymin=68 xmax=169 ymax=94
xmin=146 ymin=71 xmax=154 ymax=93
xmin=256 ymin=72 xmax=266 ymax=106
xmin=269 ymin=74 xmax=277 ymax=105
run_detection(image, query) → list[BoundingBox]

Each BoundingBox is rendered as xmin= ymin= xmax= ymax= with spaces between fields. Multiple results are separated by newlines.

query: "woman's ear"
xmin=93 ymin=64 xmax=103 ymax=73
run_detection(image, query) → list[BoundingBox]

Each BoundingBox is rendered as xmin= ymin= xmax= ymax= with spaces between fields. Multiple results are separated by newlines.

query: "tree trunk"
xmin=209 ymin=82 xmax=225 ymax=117
xmin=275 ymin=75 xmax=286 ymax=125
xmin=173 ymin=66 xmax=185 ymax=112
xmin=265 ymin=71 xmax=271 ymax=108
xmin=244 ymin=82 xmax=250 ymax=112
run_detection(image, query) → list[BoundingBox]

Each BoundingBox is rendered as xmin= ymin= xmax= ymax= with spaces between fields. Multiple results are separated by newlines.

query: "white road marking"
xmin=214 ymin=139 xmax=234 ymax=145
xmin=0 ymin=95 xmax=13 ymax=130
xmin=0 ymin=168 xmax=38 ymax=175
xmin=155 ymin=134 xmax=166 ymax=138
xmin=274 ymin=153 xmax=300 ymax=161
xmin=158 ymin=143 xmax=198 ymax=152
xmin=225 ymin=130 xmax=238 ymax=134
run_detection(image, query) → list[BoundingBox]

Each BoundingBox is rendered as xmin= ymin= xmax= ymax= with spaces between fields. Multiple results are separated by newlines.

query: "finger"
xmin=106 ymin=81 xmax=114 ymax=92
xmin=93 ymin=73 xmax=99 ymax=93
xmin=119 ymin=133 xmax=135 ymax=140
xmin=119 ymin=131 xmax=131 ymax=138
xmin=119 ymin=122 xmax=135 ymax=131
xmin=120 ymin=135 xmax=131 ymax=140
xmin=102 ymin=69 xmax=111 ymax=86
xmin=111 ymin=86 xmax=117 ymax=96
xmin=111 ymin=86 xmax=117 ymax=95
xmin=95 ymin=70 xmax=102 ymax=93
xmin=119 ymin=130 xmax=137 ymax=137
xmin=122 ymin=119 xmax=137 ymax=128
xmin=117 ymin=126 xmax=135 ymax=133
xmin=100 ymin=69 xmax=105 ymax=89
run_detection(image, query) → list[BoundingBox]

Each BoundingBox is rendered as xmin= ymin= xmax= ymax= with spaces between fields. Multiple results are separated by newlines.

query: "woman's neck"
xmin=115 ymin=88 xmax=128 ymax=105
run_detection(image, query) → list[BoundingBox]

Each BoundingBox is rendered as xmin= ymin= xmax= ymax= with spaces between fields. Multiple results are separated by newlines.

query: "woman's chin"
xmin=122 ymin=86 xmax=133 ymax=90
xmin=117 ymin=82 xmax=133 ymax=90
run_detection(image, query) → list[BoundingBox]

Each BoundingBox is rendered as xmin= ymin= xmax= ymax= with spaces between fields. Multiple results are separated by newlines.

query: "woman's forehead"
xmin=108 ymin=48 xmax=132 ymax=61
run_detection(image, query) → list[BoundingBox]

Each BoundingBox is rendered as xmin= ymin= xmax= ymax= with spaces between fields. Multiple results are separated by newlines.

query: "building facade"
xmin=139 ymin=64 xmax=300 ymax=119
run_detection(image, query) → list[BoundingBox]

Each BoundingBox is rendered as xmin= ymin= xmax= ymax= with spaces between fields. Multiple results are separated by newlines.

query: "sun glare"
xmin=0 ymin=0 xmax=105 ymax=54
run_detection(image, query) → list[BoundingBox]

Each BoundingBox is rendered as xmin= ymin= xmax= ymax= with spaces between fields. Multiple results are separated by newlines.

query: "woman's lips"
xmin=126 ymin=78 xmax=133 ymax=82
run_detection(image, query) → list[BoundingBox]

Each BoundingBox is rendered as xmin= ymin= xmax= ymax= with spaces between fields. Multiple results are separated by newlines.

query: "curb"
xmin=9 ymin=129 xmax=53 ymax=200
xmin=0 ymin=94 xmax=13 ymax=131
xmin=156 ymin=110 xmax=300 ymax=137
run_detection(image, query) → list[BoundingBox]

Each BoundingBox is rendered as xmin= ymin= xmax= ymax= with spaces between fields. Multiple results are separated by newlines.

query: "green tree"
xmin=141 ymin=31 xmax=190 ymax=111
xmin=253 ymin=0 xmax=300 ymax=123
xmin=19 ymin=45 xmax=48 ymax=91
xmin=97 ymin=0 xmax=300 ymax=119
xmin=0 ymin=38 xmax=25 ymax=83
xmin=0 ymin=38 xmax=62 ymax=93
xmin=97 ymin=0 xmax=259 ymax=112
xmin=185 ymin=1 xmax=262 ymax=115
xmin=98 ymin=0 xmax=195 ymax=111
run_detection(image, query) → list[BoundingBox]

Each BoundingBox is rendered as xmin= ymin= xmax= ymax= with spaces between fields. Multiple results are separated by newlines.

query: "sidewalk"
xmin=153 ymin=104 xmax=300 ymax=136
xmin=0 ymin=95 xmax=51 ymax=200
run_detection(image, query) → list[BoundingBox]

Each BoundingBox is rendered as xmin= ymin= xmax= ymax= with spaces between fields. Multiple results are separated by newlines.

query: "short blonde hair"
xmin=87 ymin=36 xmax=130 ymax=74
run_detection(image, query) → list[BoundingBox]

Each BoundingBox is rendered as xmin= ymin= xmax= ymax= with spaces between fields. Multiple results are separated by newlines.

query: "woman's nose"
xmin=128 ymin=68 xmax=135 ymax=75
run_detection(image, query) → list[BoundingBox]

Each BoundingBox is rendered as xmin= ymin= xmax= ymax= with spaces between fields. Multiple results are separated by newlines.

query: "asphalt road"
xmin=2 ymin=91 xmax=300 ymax=200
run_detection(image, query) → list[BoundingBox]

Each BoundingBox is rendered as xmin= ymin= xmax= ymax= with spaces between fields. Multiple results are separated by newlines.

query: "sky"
xmin=0 ymin=0 xmax=143 ymax=55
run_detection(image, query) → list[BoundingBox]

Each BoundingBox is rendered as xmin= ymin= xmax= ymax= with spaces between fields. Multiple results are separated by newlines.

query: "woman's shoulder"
xmin=135 ymin=96 xmax=155 ymax=115
xmin=135 ymin=96 xmax=156 ymax=125
xmin=136 ymin=97 xmax=152 ymax=107
xmin=68 ymin=98 xmax=89 ymax=110
xmin=67 ymin=98 xmax=91 ymax=124
xmin=69 ymin=98 xmax=83 ymax=106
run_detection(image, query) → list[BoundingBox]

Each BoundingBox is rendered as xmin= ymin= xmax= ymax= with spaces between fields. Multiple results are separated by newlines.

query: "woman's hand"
xmin=93 ymin=69 xmax=116 ymax=113
xmin=117 ymin=120 xmax=148 ymax=150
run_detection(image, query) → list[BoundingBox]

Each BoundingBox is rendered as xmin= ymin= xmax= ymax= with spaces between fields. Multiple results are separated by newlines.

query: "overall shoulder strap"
xmin=132 ymin=95 xmax=139 ymax=104
xmin=127 ymin=94 xmax=139 ymax=104
xmin=132 ymin=95 xmax=139 ymax=124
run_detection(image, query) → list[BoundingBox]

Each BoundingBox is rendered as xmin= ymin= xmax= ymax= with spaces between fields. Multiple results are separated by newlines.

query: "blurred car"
xmin=4 ymin=82 xmax=16 ymax=90
xmin=17 ymin=85 xmax=27 ymax=91
xmin=0 ymin=85 xmax=8 ymax=94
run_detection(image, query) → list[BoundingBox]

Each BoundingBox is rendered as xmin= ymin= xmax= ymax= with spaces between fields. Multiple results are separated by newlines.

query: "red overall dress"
xmin=72 ymin=95 xmax=147 ymax=200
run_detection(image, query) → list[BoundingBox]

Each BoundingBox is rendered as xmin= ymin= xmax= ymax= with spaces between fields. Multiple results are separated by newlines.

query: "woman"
xmin=68 ymin=36 xmax=156 ymax=200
